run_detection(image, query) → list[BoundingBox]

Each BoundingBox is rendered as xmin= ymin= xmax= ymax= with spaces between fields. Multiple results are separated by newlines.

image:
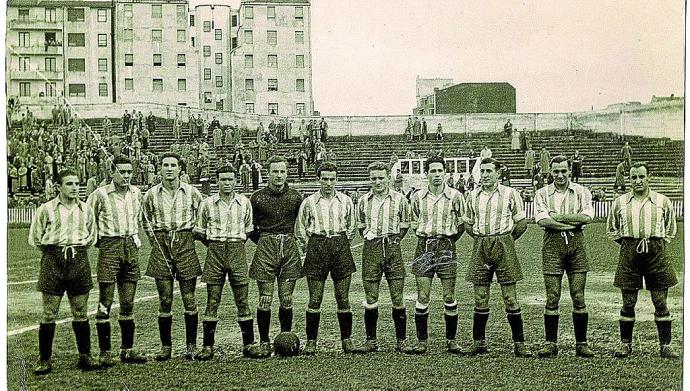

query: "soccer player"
xmin=607 ymin=162 xmax=679 ymax=359
xmin=356 ymin=162 xmax=411 ymax=353
xmin=533 ymin=155 xmax=595 ymax=358
xmin=463 ymin=158 xmax=532 ymax=357
xmin=404 ymin=155 xmax=465 ymax=355
xmin=87 ymin=156 xmax=148 ymax=367
xmin=193 ymin=165 xmax=263 ymax=360
xmin=143 ymin=152 xmax=204 ymax=361
xmin=29 ymin=168 xmax=101 ymax=374
xmin=249 ymin=155 xmax=304 ymax=357
xmin=295 ymin=161 xmax=357 ymax=354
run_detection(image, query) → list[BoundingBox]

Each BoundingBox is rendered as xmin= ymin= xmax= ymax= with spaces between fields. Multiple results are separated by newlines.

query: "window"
xmin=18 ymin=9 xmax=29 ymax=21
xmin=124 ymin=54 xmax=133 ymax=66
xmin=99 ymin=83 xmax=108 ymax=97
xmin=244 ymin=55 xmax=253 ymax=68
xmin=68 ymin=84 xmax=86 ymax=97
xmin=215 ymin=29 xmax=222 ymax=40
xmin=244 ymin=6 xmax=253 ymax=19
xmin=45 ymin=57 xmax=57 ymax=72
xmin=45 ymin=8 xmax=56 ymax=22
xmin=203 ymin=21 xmax=211 ymax=32
xmin=45 ymin=82 xmax=56 ymax=97
xmin=215 ymin=53 xmax=222 ymax=64
xmin=177 ymin=30 xmax=186 ymax=42
xmin=296 ymin=79 xmax=305 ymax=92
xmin=177 ymin=54 xmax=186 ymax=66
xmin=125 ymin=78 xmax=134 ymax=90
xmin=67 ymin=58 xmax=85 ymax=72
xmin=124 ymin=29 xmax=133 ymax=41
xmin=295 ymin=30 xmax=304 ymax=44
xmin=203 ymin=92 xmax=212 ymax=103
xmin=216 ymin=100 xmax=223 ymax=111
xmin=245 ymin=103 xmax=254 ymax=114
xmin=268 ymin=103 xmax=278 ymax=115
xmin=268 ymin=79 xmax=278 ymax=91
xmin=19 ymin=57 xmax=30 ymax=71
xmin=203 ymin=45 xmax=211 ymax=57
xmin=296 ymin=55 xmax=305 ymax=68
xmin=67 ymin=33 xmax=86 ymax=47
xmin=176 ymin=5 xmax=185 ymax=20
xmin=18 ymin=32 xmax=29 ymax=47
xmin=97 ymin=9 xmax=108 ymax=22
xmin=123 ymin=4 xmax=132 ymax=18
xmin=215 ymin=76 xmax=223 ymax=87
xmin=153 ymin=54 xmax=161 ymax=66
xmin=152 ymin=79 xmax=163 ymax=92
xmin=204 ymin=68 xmax=211 ymax=80
xmin=98 ymin=34 xmax=108 ymax=47
xmin=295 ymin=6 xmax=304 ymax=20
xmin=19 ymin=82 xmax=30 ymax=97
xmin=245 ymin=79 xmax=254 ymax=91
xmin=151 ymin=29 xmax=162 ymax=42
xmin=98 ymin=58 xmax=107 ymax=72
xmin=151 ymin=5 xmax=162 ymax=18
xmin=244 ymin=30 xmax=253 ymax=44
xmin=231 ymin=15 xmax=238 ymax=26
xmin=267 ymin=30 xmax=277 ymax=45
xmin=267 ymin=6 xmax=275 ymax=19
xmin=296 ymin=103 xmax=305 ymax=115
xmin=67 ymin=8 xmax=85 ymax=22
xmin=178 ymin=79 xmax=187 ymax=91
xmin=231 ymin=37 xmax=237 ymax=49
xmin=190 ymin=15 xmax=195 ymax=26
xmin=268 ymin=54 xmax=278 ymax=68
xmin=191 ymin=37 xmax=195 ymax=47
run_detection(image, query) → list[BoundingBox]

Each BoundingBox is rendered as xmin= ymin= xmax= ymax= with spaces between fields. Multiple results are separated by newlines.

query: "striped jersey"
xmin=607 ymin=191 xmax=676 ymax=242
xmin=143 ymin=182 xmax=203 ymax=231
xmin=87 ymin=183 xmax=142 ymax=237
xmin=534 ymin=182 xmax=594 ymax=223
xmin=356 ymin=190 xmax=410 ymax=239
xmin=410 ymin=185 xmax=465 ymax=237
xmin=464 ymin=184 xmax=525 ymax=236
xmin=194 ymin=193 xmax=253 ymax=241
xmin=295 ymin=190 xmax=356 ymax=245
xmin=29 ymin=198 xmax=97 ymax=247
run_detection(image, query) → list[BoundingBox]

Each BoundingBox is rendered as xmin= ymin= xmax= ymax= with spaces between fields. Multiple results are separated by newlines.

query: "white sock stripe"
xmin=306 ymin=308 xmax=321 ymax=314
xmin=619 ymin=315 xmax=635 ymax=322
xmin=158 ymin=312 xmax=172 ymax=318
xmin=444 ymin=301 xmax=458 ymax=309
xmin=363 ymin=301 xmax=379 ymax=310
xmin=655 ymin=315 xmax=672 ymax=322
xmin=415 ymin=301 xmax=429 ymax=311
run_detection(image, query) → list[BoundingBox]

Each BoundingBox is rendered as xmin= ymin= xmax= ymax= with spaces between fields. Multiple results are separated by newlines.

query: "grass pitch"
xmin=6 ymin=224 xmax=684 ymax=390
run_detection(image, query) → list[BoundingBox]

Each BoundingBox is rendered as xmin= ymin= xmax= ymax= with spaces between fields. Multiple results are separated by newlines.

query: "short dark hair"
xmin=549 ymin=155 xmax=570 ymax=168
xmin=111 ymin=155 xmax=132 ymax=169
xmin=367 ymin=161 xmax=389 ymax=174
xmin=317 ymin=161 xmax=338 ymax=177
xmin=217 ymin=165 xmax=237 ymax=177
xmin=56 ymin=168 xmax=79 ymax=185
xmin=424 ymin=155 xmax=445 ymax=172
xmin=629 ymin=161 xmax=650 ymax=175
xmin=266 ymin=155 xmax=289 ymax=170
xmin=480 ymin=157 xmax=500 ymax=170
xmin=160 ymin=152 xmax=185 ymax=171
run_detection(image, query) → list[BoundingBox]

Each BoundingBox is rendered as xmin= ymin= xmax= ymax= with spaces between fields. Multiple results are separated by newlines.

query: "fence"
xmin=8 ymin=199 xmax=684 ymax=224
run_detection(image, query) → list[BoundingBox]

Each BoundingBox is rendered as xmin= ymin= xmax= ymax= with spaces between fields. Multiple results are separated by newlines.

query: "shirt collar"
xmin=213 ymin=193 xmax=242 ymax=206
xmin=364 ymin=189 xmax=392 ymax=201
xmin=106 ymin=182 xmax=136 ymax=194
xmin=157 ymin=182 xmax=187 ymax=194
xmin=547 ymin=181 xmax=576 ymax=195
xmin=421 ymin=184 xmax=453 ymax=200
xmin=624 ymin=190 xmax=658 ymax=205
xmin=315 ymin=190 xmax=346 ymax=203
xmin=54 ymin=196 xmax=84 ymax=211
xmin=478 ymin=183 xmax=501 ymax=196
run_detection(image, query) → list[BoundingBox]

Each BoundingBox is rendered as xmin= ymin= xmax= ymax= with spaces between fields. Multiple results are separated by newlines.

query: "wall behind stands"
xmin=18 ymin=99 xmax=682 ymax=140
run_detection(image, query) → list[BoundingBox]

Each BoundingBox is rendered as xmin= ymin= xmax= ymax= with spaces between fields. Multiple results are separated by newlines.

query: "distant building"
xmin=414 ymin=82 xmax=516 ymax=115
xmin=650 ymin=94 xmax=683 ymax=104
xmin=231 ymin=0 xmax=313 ymax=116
xmin=414 ymin=76 xmax=453 ymax=115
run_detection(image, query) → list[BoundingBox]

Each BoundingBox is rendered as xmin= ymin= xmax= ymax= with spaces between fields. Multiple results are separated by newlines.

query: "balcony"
xmin=8 ymin=69 xmax=63 ymax=81
xmin=8 ymin=19 xmax=62 ymax=30
xmin=9 ymin=44 xmax=63 ymax=56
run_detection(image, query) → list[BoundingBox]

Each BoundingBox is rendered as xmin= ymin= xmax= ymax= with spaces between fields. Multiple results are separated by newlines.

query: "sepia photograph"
xmin=3 ymin=0 xmax=685 ymax=389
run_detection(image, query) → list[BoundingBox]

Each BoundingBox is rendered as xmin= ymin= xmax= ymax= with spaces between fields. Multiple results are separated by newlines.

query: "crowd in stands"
xmin=404 ymin=117 xmax=444 ymax=141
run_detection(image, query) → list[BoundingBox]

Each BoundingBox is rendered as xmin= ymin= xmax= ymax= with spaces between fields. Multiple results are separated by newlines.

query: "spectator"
xmin=209 ymin=116 xmax=221 ymax=133
xmin=122 ymin=110 xmax=131 ymax=135
xmin=239 ymin=160 xmax=251 ymax=191
xmin=571 ymin=150 xmax=583 ymax=183
xmin=250 ymin=160 xmax=262 ymax=190
xmin=212 ymin=126 xmax=223 ymax=150
xmin=320 ymin=118 xmax=329 ymax=143
xmin=533 ymin=167 xmax=545 ymax=191
xmin=436 ymin=123 xmax=443 ymax=140
xmin=405 ymin=117 xmax=413 ymax=141
xmin=511 ymin=128 xmax=520 ymax=150
xmin=519 ymin=128 xmax=528 ymax=151
xmin=421 ymin=118 xmax=428 ymax=140
xmin=504 ymin=119 xmax=513 ymax=137
xmin=500 ymin=163 xmax=511 ymax=186
xmin=480 ymin=145 xmax=492 ymax=159
xmin=146 ymin=111 xmax=156 ymax=135
xmin=525 ymin=146 xmax=536 ymax=178
xmin=413 ymin=117 xmax=421 ymax=141
xmin=614 ymin=161 xmax=628 ymax=192
xmin=539 ymin=147 xmax=551 ymax=175
xmin=393 ymin=175 xmax=404 ymax=193
xmin=102 ymin=116 xmax=112 ymax=139
xmin=620 ymin=142 xmax=633 ymax=167
xmin=189 ymin=114 xmax=197 ymax=138
xmin=455 ymin=175 xmax=466 ymax=194
xmin=173 ymin=114 xmax=182 ymax=140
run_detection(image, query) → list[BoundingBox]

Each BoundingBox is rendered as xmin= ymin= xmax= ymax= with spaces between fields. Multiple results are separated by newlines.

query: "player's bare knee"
xmin=416 ymin=291 xmax=431 ymax=306
xmin=236 ymin=302 xmax=251 ymax=319
xmin=502 ymin=294 xmax=518 ymax=310
xmin=442 ymin=292 xmax=455 ymax=304
xmin=159 ymin=295 xmax=173 ymax=313
xmin=72 ymin=308 xmax=88 ymax=321
xmin=42 ymin=308 xmax=59 ymax=323
xmin=570 ymin=291 xmax=586 ymax=309
xmin=335 ymin=296 xmax=350 ymax=311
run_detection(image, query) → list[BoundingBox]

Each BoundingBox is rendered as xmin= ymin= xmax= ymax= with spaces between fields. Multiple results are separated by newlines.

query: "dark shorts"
xmin=303 ymin=234 xmax=355 ymax=281
xmin=37 ymin=246 xmax=93 ymax=297
xmin=466 ymin=234 xmax=523 ymax=285
xmin=250 ymin=234 xmax=303 ymax=282
xmin=202 ymin=241 xmax=249 ymax=286
xmin=614 ymin=238 xmax=678 ymax=291
xmin=97 ymin=236 xmax=141 ymax=283
xmin=542 ymin=230 xmax=589 ymax=276
xmin=362 ymin=237 xmax=405 ymax=281
xmin=411 ymin=236 xmax=457 ymax=278
xmin=146 ymin=230 xmax=201 ymax=281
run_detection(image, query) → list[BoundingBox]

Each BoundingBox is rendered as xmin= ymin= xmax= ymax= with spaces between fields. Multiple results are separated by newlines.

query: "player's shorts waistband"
xmin=544 ymin=228 xmax=583 ymax=235
xmin=416 ymin=234 xmax=454 ymax=240
xmin=311 ymin=232 xmax=346 ymax=239
xmin=208 ymin=238 xmax=245 ymax=244
xmin=153 ymin=228 xmax=193 ymax=234
xmin=472 ymin=232 xmax=511 ymax=238
xmin=42 ymin=244 xmax=88 ymax=251
xmin=260 ymin=233 xmax=295 ymax=238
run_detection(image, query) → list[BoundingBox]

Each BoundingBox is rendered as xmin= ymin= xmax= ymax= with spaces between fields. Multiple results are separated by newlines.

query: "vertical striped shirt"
xmin=143 ymin=182 xmax=203 ymax=231
xmin=534 ymin=182 xmax=594 ymax=223
xmin=356 ymin=190 xmax=411 ymax=239
xmin=410 ymin=185 xmax=465 ymax=237
xmin=87 ymin=183 xmax=142 ymax=237
xmin=194 ymin=193 xmax=253 ymax=241
xmin=295 ymin=190 xmax=356 ymax=245
xmin=28 ymin=198 xmax=97 ymax=247
xmin=464 ymin=184 xmax=525 ymax=236
xmin=607 ymin=191 xmax=676 ymax=242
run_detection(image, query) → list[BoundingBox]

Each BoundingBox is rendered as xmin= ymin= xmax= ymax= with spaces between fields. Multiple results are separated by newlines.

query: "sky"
xmin=195 ymin=0 xmax=685 ymax=115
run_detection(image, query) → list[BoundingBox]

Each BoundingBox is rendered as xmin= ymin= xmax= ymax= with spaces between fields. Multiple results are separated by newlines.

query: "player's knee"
xmin=72 ymin=308 xmax=88 ymax=321
xmin=474 ymin=292 xmax=489 ymax=308
xmin=159 ymin=296 xmax=173 ymax=313
xmin=390 ymin=293 xmax=404 ymax=309
xmin=570 ymin=291 xmax=586 ymax=309
xmin=42 ymin=308 xmax=59 ymax=323
xmin=96 ymin=302 xmax=112 ymax=318
xmin=258 ymin=294 xmax=273 ymax=310
xmin=417 ymin=292 xmax=431 ymax=306
xmin=236 ymin=302 xmax=251 ymax=318
xmin=502 ymin=293 xmax=518 ymax=310
xmin=442 ymin=292 xmax=455 ymax=304
xmin=278 ymin=294 xmax=292 ymax=309
xmin=335 ymin=296 xmax=350 ymax=311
